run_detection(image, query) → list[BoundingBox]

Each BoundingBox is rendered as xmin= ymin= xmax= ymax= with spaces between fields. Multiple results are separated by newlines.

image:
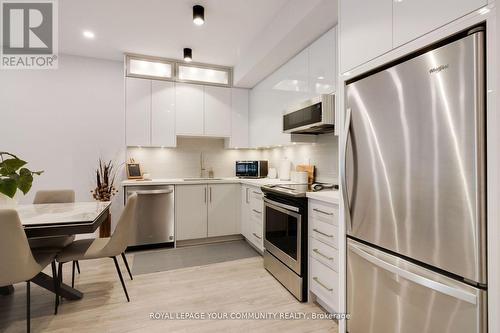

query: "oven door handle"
xmin=263 ymin=197 xmax=300 ymax=213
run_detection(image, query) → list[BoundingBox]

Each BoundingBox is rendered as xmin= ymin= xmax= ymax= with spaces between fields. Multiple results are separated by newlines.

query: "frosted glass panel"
xmin=129 ymin=59 xmax=172 ymax=79
xmin=178 ymin=65 xmax=229 ymax=85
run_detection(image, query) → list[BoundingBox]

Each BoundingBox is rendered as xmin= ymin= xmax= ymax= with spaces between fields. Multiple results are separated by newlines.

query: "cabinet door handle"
xmin=246 ymin=188 xmax=249 ymax=204
xmin=313 ymin=228 xmax=334 ymax=238
xmin=313 ymin=248 xmax=334 ymax=261
xmin=204 ymin=187 xmax=207 ymax=203
xmin=313 ymin=208 xmax=334 ymax=216
xmin=209 ymin=187 xmax=212 ymax=203
xmin=252 ymin=232 xmax=262 ymax=240
xmin=252 ymin=209 xmax=262 ymax=214
xmin=313 ymin=277 xmax=333 ymax=292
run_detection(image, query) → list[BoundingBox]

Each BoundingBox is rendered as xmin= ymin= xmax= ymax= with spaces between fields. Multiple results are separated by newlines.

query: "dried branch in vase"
xmin=91 ymin=159 xmax=118 ymax=202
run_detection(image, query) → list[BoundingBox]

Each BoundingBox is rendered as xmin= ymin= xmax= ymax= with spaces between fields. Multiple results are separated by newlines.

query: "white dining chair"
xmin=55 ymin=194 xmax=137 ymax=309
xmin=0 ymin=209 xmax=59 ymax=332
xmin=29 ymin=190 xmax=82 ymax=285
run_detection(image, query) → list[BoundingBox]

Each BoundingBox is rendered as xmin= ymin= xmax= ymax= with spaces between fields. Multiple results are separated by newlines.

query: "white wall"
xmin=0 ymin=54 xmax=125 ymax=222
xmin=127 ymin=135 xmax=338 ymax=183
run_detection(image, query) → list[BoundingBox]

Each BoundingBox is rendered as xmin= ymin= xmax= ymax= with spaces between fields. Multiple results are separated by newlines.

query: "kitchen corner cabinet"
xmin=175 ymin=83 xmax=232 ymax=138
xmin=339 ymin=0 xmax=393 ymax=74
xmin=125 ymin=77 xmax=176 ymax=147
xmin=226 ymin=88 xmax=249 ymax=148
xmin=176 ymin=184 xmax=239 ymax=241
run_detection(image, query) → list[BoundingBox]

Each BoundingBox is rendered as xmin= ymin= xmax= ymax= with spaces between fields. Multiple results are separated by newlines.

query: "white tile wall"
xmin=127 ymin=134 xmax=338 ymax=183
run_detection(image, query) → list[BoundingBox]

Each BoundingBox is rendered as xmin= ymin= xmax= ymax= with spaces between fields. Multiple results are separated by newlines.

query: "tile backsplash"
xmin=127 ymin=135 xmax=338 ymax=183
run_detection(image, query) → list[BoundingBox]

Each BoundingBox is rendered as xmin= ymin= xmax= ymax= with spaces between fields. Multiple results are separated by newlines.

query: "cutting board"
xmin=296 ymin=164 xmax=315 ymax=184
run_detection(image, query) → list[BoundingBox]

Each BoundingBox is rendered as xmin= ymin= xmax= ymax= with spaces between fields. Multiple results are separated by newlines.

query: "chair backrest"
xmin=0 ymin=210 xmax=42 ymax=286
xmin=103 ymin=193 xmax=138 ymax=256
xmin=33 ymin=190 xmax=75 ymax=204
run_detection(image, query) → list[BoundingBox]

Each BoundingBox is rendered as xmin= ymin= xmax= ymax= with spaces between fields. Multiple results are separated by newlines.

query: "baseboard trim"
xmin=176 ymin=234 xmax=244 ymax=247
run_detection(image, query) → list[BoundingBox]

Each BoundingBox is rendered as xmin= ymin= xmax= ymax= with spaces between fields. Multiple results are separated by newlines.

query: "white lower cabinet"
xmin=208 ymin=184 xmax=239 ymax=237
xmin=308 ymin=199 xmax=340 ymax=312
xmin=176 ymin=185 xmax=208 ymax=240
xmin=240 ymin=185 xmax=264 ymax=251
xmin=176 ymin=183 xmax=239 ymax=241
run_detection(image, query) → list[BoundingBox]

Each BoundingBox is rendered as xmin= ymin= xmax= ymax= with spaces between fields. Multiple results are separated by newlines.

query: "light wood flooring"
xmin=0 ymin=253 xmax=338 ymax=332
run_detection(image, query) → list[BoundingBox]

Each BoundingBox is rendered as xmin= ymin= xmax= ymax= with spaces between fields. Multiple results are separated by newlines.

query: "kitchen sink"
xmin=182 ymin=178 xmax=223 ymax=181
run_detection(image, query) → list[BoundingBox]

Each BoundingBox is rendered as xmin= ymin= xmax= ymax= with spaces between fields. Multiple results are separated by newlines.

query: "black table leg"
xmin=31 ymin=272 xmax=83 ymax=300
xmin=0 ymin=285 xmax=14 ymax=295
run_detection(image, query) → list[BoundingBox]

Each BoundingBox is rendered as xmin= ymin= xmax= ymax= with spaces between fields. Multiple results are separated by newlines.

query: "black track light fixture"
xmin=193 ymin=5 xmax=205 ymax=25
xmin=184 ymin=48 xmax=193 ymax=62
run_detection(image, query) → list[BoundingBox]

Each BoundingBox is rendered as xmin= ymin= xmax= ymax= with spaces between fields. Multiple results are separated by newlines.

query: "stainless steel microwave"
xmin=283 ymin=94 xmax=335 ymax=134
xmin=235 ymin=161 xmax=268 ymax=178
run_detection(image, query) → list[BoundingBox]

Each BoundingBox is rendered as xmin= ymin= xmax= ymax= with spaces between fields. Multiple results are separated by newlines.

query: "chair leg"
xmin=112 ymin=256 xmax=130 ymax=302
xmin=51 ymin=261 xmax=59 ymax=315
xmin=58 ymin=262 xmax=64 ymax=308
xmin=26 ymin=281 xmax=30 ymax=333
xmin=75 ymin=261 xmax=80 ymax=274
xmin=121 ymin=252 xmax=133 ymax=280
xmin=71 ymin=261 xmax=76 ymax=288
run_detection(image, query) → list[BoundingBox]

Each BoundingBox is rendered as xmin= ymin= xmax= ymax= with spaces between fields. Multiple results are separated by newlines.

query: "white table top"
xmin=16 ymin=201 xmax=111 ymax=227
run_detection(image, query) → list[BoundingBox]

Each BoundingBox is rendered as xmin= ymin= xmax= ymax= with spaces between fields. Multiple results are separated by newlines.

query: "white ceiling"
xmin=59 ymin=0 xmax=337 ymax=87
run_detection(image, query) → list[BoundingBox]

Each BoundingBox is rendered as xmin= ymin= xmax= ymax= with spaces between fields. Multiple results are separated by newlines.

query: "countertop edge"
xmin=306 ymin=191 xmax=340 ymax=205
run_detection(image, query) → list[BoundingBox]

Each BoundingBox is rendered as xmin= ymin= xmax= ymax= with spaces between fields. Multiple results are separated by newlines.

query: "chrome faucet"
xmin=200 ymin=152 xmax=206 ymax=178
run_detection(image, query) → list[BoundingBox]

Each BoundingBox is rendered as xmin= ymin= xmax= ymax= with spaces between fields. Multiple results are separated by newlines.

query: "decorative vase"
xmin=99 ymin=212 xmax=111 ymax=238
xmin=0 ymin=192 xmax=18 ymax=208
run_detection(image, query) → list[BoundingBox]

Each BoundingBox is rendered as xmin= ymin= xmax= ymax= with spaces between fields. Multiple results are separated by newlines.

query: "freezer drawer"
xmin=347 ymin=239 xmax=486 ymax=333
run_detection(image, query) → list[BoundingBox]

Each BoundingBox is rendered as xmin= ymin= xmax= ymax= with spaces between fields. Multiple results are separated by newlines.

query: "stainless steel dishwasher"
xmin=125 ymin=185 xmax=174 ymax=247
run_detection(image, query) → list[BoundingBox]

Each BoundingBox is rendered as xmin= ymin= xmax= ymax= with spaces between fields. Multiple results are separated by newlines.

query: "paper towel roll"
xmin=279 ymin=160 xmax=291 ymax=180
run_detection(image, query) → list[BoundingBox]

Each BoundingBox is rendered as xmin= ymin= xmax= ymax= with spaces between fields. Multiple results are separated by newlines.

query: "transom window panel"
xmin=177 ymin=65 xmax=230 ymax=86
xmin=127 ymin=58 xmax=173 ymax=80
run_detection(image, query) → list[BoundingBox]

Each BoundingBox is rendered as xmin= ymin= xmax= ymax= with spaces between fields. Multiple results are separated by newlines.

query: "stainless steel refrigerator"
xmin=342 ymin=27 xmax=487 ymax=333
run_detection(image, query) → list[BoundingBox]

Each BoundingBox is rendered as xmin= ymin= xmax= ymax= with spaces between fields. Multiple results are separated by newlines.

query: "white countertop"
xmin=306 ymin=190 xmax=340 ymax=205
xmin=121 ymin=177 xmax=296 ymax=187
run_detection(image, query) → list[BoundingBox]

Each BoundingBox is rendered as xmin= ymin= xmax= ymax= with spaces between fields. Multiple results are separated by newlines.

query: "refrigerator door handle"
xmin=349 ymin=243 xmax=478 ymax=305
xmin=341 ymin=107 xmax=352 ymax=232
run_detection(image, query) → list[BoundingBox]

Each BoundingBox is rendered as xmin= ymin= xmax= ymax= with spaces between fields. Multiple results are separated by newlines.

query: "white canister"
xmin=268 ymin=168 xmax=277 ymax=179
xmin=296 ymin=171 xmax=309 ymax=184
xmin=279 ymin=159 xmax=291 ymax=181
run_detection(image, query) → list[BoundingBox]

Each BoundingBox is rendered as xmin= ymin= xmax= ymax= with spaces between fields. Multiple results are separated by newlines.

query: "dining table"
xmin=0 ymin=201 xmax=111 ymax=300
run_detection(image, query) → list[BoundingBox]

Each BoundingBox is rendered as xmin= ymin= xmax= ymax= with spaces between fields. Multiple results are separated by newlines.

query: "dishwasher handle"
xmin=129 ymin=189 xmax=173 ymax=195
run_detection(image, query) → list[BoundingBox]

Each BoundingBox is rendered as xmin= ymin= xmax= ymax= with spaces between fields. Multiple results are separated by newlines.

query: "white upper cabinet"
xmin=204 ymin=86 xmax=231 ymax=137
xmin=126 ymin=77 xmax=151 ymax=146
xmin=309 ymin=28 xmax=336 ymax=95
xmin=175 ymin=82 xmax=204 ymax=136
xmin=151 ymin=81 xmax=176 ymax=147
xmin=393 ymin=0 xmax=487 ymax=47
xmin=339 ymin=0 xmax=393 ymax=73
xmin=339 ymin=0 xmax=489 ymax=72
xmin=227 ymin=88 xmax=249 ymax=148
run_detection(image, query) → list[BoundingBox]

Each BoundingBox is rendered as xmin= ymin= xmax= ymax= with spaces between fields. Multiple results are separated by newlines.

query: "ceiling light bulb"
xmin=193 ymin=5 xmax=205 ymax=25
xmin=83 ymin=30 xmax=95 ymax=39
xmin=183 ymin=48 xmax=192 ymax=62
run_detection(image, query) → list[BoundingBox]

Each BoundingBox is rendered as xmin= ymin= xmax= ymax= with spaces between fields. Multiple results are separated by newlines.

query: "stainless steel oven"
xmin=262 ymin=188 xmax=308 ymax=302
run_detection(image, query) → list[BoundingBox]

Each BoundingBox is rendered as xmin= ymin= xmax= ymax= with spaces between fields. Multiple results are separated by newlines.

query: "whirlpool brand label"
xmin=429 ymin=64 xmax=449 ymax=74
xmin=1 ymin=0 xmax=58 ymax=69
